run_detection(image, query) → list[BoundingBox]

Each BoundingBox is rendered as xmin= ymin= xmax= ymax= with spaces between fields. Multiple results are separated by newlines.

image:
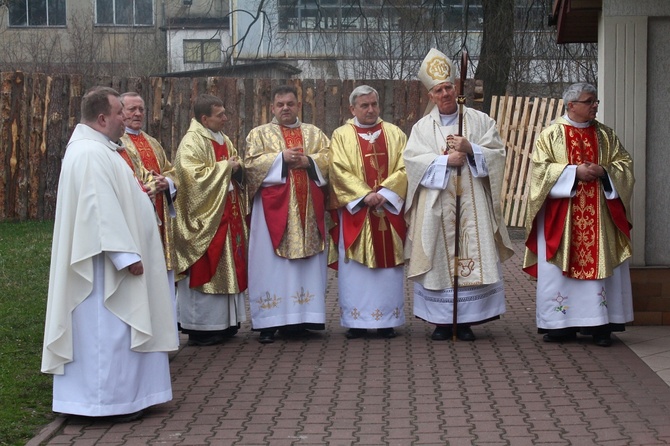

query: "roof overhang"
xmin=550 ymin=0 xmax=602 ymax=43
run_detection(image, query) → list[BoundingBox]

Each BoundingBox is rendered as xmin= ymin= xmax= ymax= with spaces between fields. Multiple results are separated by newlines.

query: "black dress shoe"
xmin=187 ymin=333 xmax=225 ymax=346
xmin=593 ymin=334 xmax=612 ymax=347
xmin=456 ymin=325 xmax=476 ymax=341
xmin=104 ymin=410 xmax=144 ymax=423
xmin=542 ymin=332 xmax=577 ymax=343
xmin=431 ymin=326 xmax=452 ymax=341
xmin=221 ymin=325 xmax=239 ymax=338
xmin=345 ymin=328 xmax=367 ymax=339
xmin=377 ymin=328 xmax=397 ymax=339
xmin=279 ymin=325 xmax=310 ymax=337
xmin=259 ymin=330 xmax=276 ymax=344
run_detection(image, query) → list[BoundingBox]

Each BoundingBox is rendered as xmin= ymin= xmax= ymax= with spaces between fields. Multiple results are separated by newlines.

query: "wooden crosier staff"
xmin=452 ymin=51 xmax=468 ymax=341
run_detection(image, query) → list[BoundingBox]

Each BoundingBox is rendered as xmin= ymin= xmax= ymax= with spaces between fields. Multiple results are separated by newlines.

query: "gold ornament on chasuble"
xmin=523 ymin=118 xmax=634 ymax=280
xmin=350 ymin=125 xmax=402 ymax=268
xmin=173 ymin=120 xmax=248 ymax=288
xmin=244 ymin=121 xmax=330 ymax=201
xmin=194 ymin=140 xmax=248 ymax=295
xmin=279 ymin=126 xmax=324 ymax=259
xmin=328 ymin=122 xmax=407 ymax=269
xmin=329 ymin=121 xmax=407 ymax=208
xmin=244 ymin=122 xmax=330 ymax=260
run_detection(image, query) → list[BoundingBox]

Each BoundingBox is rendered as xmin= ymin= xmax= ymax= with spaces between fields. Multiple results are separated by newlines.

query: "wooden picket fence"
xmin=491 ymin=95 xmax=564 ymax=228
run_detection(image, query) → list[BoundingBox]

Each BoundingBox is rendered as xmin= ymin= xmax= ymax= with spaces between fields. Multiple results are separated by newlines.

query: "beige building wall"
xmin=599 ymin=0 xmax=670 ymax=324
xmin=0 ymin=0 xmax=227 ymax=76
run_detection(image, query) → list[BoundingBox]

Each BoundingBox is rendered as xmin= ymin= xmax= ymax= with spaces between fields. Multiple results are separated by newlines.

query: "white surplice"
xmin=53 ymin=255 xmax=172 ymax=416
xmin=248 ymin=155 xmax=328 ymax=329
xmin=534 ymin=137 xmax=633 ymax=330
xmin=337 ymin=194 xmax=406 ymax=329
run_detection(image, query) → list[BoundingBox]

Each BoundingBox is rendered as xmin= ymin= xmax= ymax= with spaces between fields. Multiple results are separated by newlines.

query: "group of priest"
xmin=40 ymin=47 xmax=635 ymax=422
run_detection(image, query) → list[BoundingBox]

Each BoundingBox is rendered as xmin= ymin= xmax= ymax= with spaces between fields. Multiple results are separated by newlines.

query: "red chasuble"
xmin=127 ymin=133 xmax=165 ymax=232
xmin=189 ymin=140 xmax=248 ymax=291
xmin=260 ymin=126 xmax=326 ymax=251
xmin=341 ymin=123 xmax=406 ymax=268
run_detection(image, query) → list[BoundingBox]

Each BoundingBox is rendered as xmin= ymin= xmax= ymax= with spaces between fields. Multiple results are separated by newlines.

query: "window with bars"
xmin=183 ymin=40 xmax=221 ymax=64
xmin=95 ymin=0 xmax=153 ymax=26
xmin=8 ymin=0 xmax=66 ymax=27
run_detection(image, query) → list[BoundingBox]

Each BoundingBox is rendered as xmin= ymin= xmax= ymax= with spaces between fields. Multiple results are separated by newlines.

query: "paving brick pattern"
xmin=35 ymin=233 xmax=670 ymax=445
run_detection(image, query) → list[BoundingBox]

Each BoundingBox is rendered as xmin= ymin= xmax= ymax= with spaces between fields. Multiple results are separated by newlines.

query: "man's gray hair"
xmin=119 ymin=91 xmax=143 ymax=105
xmin=563 ymin=83 xmax=597 ymax=105
xmin=349 ymin=85 xmax=379 ymax=107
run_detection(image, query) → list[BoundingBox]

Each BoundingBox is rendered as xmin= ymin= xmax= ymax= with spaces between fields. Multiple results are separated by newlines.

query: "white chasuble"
xmin=404 ymin=107 xmax=514 ymax=325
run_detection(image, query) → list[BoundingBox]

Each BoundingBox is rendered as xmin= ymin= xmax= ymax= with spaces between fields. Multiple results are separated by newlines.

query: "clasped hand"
xmin=576 ymin=162 xmax=606 ymax=183
xmin=283 ymin=147 xmax=308 ymax=169
xmin=228 ymin=156 xmax=241 ymax=173
xmin=364 ymin=192 xmax=387 ymax=210
xmin=446 ymin=135 xmax=472 ymax=167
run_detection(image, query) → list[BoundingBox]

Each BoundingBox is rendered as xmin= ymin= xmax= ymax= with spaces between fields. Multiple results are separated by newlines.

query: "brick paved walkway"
xmin=31 ymin=234 xmax=670 ymax=445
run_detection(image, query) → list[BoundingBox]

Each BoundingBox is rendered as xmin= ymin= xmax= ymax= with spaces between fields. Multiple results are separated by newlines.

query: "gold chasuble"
xmin=245 ymin=119 xmax=330 ymax=260
xmin=329 ymin=119 xmax=407 ymax=268
xmin=173 ymin=119 xmax=249 ymax=295
xmin=120 ymin=131 xmax=178 ymax=270
xmin=524 ymin=117 xmax=634 ymax=280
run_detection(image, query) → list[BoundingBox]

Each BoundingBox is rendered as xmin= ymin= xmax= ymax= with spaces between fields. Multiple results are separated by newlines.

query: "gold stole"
xmin=281 ymin=126 xmax=309 ymax=227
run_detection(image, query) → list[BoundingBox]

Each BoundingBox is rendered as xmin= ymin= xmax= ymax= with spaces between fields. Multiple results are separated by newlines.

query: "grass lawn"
xmin=0 ymin=221 xmax=56 ymax=445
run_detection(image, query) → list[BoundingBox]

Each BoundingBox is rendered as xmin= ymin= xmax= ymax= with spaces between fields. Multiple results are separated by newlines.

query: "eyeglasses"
xmin=572 ymin=99 xmax=600 ymax=106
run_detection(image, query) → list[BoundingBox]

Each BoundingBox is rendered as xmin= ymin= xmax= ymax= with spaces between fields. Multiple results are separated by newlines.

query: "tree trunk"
xmin=476 ymin=0 xmax=515 ymax=114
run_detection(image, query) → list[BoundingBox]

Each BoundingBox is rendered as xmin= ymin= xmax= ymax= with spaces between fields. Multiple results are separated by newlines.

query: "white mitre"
xmin=418 ymin=48 xmax=455 ymax=91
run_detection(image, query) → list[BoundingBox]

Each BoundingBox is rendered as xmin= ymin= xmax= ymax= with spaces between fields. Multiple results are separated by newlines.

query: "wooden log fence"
xmin=0 ymin=71 xmax=562 ymax=227
xmin=0 ymin=72 xmax=432 ymax=221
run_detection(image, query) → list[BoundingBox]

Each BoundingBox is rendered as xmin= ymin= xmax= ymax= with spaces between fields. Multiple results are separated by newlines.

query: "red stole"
xmin=341 ymin=123 xmax=406 ymax=268
xmin=117 ymin=149 xmax=147 ymax=194
xmin=189 ymin=140 xmax=247 ymax=291
xmin=127 ymin=133 xmax=165 ymax=231
xmin=261 ymin=126 xmax=325 ymax=250
xmin=118 ymin=149 xmax=135 ymax=172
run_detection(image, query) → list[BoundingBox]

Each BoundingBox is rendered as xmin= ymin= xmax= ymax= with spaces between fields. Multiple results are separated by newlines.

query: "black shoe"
xmin=345 ymin=328 xmax=367 ymax=339
xmin=377 ymin=328 xmax=397 ymax=339
xmin=259 ymin=330 xmax=276 ymax=344
xmin=593 ymin=334 xmax=612 ymax=347
xmin=221 ymin=325 xmax=239 ymax=338
xmin=543 ymin=332 xmax=577 ymax=343
xmin=456 ymin=325 xmax=475 ymax=341
xmin=278 ymin=326 xmax=309 ymax=338
xmin=187 ymin=333 xmax=225 ymax=346
xmin=104 ymin=410 xmax=144 ymax=423
xmin=431 ymin=326 xmax=452 ymax=341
